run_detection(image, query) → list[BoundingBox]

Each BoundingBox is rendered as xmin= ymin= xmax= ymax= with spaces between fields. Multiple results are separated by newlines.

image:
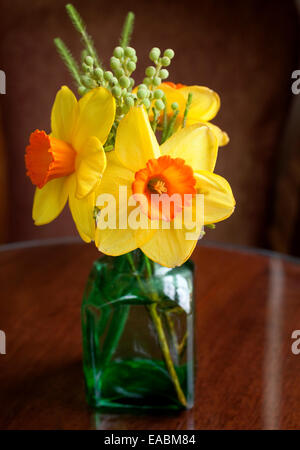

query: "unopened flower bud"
xmin=164 ymin=49 xmax=175 ymax=59
xmin=171 ymin=102 xmax=179 ymax=110
xmin=127 ymin=60 xmax=136 ymax=72
xmin=125 ymin=96 xmax=135 ymax=108
xmin=145 ymin=66 xmax=156 ymax=77
xmin=119 ymin=76 xmax=130 ymax=88
xmin=110 ymin=57 xmax=120 ymax=71
xmin=161 ymin=56 xmax=170 ymax=67
xmin=113 ymin=46 xmax=124 ymax=58
xmin=125 ymin=46 xmax=136 ymax=58
xmin=104 ymin=71 xmax=113 ymax=81
xmin=155 ymin=99 xmax=165 ymax=110
xmin=154 ymin=89 xmax=164 ymax=99
xmin=153 ymin=76 xmax=161 ymax=86
xmin=112 ymin=86 xmax=122 ymax=98
xmin=85 ymin=55 xmax=94 ymax=66
xmin=143 ymin=98 xmax=151 ymax=109
xmin=159 ymin=69 xmax=169 ymax=80
xmin=94 ymin=68 xmax=103 ymax=81
xmin=149 ymin=47 xmax=161 ymax=62
xmin=137 ymin=88 xmax=147 ymax=99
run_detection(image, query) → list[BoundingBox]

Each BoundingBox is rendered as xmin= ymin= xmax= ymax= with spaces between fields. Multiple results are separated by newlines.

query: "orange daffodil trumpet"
xmin=95 ymin=107 xmax=235 ymax=268
xmin=158 ymin=82 xmax=229 ymax=147
xmin=25 ymin=86 xmax=116 ymax=241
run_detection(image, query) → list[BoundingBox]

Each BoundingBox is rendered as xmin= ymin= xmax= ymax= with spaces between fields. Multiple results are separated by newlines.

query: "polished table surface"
xmin=0 ymin=238 xmax=300 ymax=430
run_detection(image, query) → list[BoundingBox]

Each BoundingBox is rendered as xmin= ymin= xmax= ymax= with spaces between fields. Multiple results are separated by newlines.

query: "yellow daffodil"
xmin=95 ymin=106 xmax=235 ymax=267
xmin=158 ymin=82 xmax=229 ymax=146
xmin=25 ymin=86 xmax=115 ymax=241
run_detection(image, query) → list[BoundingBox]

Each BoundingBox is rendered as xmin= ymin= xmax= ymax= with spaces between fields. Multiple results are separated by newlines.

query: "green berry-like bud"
xmin=119 ymin=76 xmax=130 ymax=88
xmin=110 ymin=57 xmax=120 ymax=71
xmin=78 ymin=86 xmax=88 ymax=96
xmin=161 ymin=56 xmax=171 ymax=67
xmin=154 ymin=89 xmax=164 ymax=99
xmin=115 ymin=68 xmax=125 ymax=78
xmin=81 ymin=75 xmax=95 ymax=89
xmin=127 ymin=61 xmax=136 ymax=72
xmin=145 ymin=66 xmax=156 ymax=77
xmin=82 ymin=63 xmax=91 ymax=73
xmin=129 ymin=77 xmax=135 ymax=87
xmin=155 ymin=99 xmax=165 ymax=111
xmin=159 ymin=69 xmax=169 ymax=80
xmin=110 ymin=76 xmax=119 ymax=86
xmin=94 ymin=68 xmax=103 ymax=80
xmin=125 ymin=96 xmax=135 ymax=108
xmin=153 ymin=76 xmax=161 ymax=86
xmin=143 ymin=98 xmax=151 ymax=109
xmin=104 ymin=71 xmax=113 ymax=81
xmin=85 ymin=55 xmax=94 ymax=66
xmin=125 ymin=46 xmax=136 ymax=58
xmin=149 ymin=47 xmax=161 ymax=62
xmin=164 ymin=49 xmax=175 ymax=59
xmin=112 ymin=86 xmax=122 ymax=98
xmin=132 ymin=55 xmax=138 ymax=63
xmin=139 ymin=84 xmax=147 ymax=90
xmin=137 ymin=88 xmax=147 ymax=99
xmin=113 ymin=46 xmax=124 ymax=58
xmin=143 ymin=77 xmax=152 ymax=86
xmin=171 ymin=102 xmax=179 ymax=110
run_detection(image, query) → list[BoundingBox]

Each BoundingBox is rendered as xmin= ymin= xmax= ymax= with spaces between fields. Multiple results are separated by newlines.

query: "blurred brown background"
xmin=0 ymin=0 xmax=300 ymax=255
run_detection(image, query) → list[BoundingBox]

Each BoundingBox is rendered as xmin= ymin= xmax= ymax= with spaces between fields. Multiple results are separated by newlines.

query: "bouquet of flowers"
xmin=25 ymin=4 xmax=235 ymax=410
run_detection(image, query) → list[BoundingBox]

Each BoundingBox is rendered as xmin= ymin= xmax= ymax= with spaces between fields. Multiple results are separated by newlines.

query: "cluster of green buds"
xmin=55 ymin=6 xmax=185 ymax=146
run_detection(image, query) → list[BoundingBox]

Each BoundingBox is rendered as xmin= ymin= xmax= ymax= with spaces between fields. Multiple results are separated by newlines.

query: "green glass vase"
xmin=81 ymin=249 xmax=195 ymax=411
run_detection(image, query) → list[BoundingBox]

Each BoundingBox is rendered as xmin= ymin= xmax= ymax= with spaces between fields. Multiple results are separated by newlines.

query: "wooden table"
xmin=0 ymin=238 xmax=300 ymax=430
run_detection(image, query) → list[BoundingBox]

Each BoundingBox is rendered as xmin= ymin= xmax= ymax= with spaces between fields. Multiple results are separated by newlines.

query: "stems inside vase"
xmin=126 ymin=252 xmax=187 ymax=408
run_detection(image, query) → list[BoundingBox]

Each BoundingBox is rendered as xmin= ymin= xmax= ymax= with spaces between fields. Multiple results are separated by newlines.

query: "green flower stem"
xmin=120 ymin=12 xmax=135 ymax=48
xmin=143 ymin=255 xmax=187 ymax=407
xmin=148 ymin=303 xmax=187 ymax=407
xmin=54 ymin=38 xmax=81 ymax=85
xmin=182 ymin=93 xmax=193 ymax=128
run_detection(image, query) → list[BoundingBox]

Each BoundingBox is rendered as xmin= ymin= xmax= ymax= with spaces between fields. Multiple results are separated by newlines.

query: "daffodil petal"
xmin=159 ymin=83 xmax=186 ymax=115
xmin=51 ymin=86 xmax=78 ymax=142
xmin=180 ymin=86 xmax=220 ymax=122
xmin=161 ymin=124 xmax=218 ymax=173
xmin=76 ymin=136 xmax=106 ymax=199
xmin=195 ymin=170 xmax=235 ymax=224
xmin=115 ymin=106 xmax=160 ymax=172
xmin=95 ymin=152 xmax=154 ymax=255
xmin=33 ymin=177 xmax=69 ymax=225
xmin=72 ymin=87 xmax=115 ymax=152
xmin=68 ymin=174 xmax=95 ymax=241
xmin=141 ymin=227 xmax=198 ymax=268
xmin=185 ymin=119 xmax=229 ymax=147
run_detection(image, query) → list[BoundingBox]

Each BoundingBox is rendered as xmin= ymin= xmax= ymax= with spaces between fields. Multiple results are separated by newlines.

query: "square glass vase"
xmin=81 ymin=250 xmax=195 ymax=411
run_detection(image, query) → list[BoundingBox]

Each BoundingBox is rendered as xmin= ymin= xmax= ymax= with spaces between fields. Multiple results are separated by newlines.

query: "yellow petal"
xmin=75 ymin=136 xmax=106 ymax=199
xmin=33 ymin=177 xmax=69 ymax=225
xmin=158 ymin=83 xmax=186 ymax=116
xmin=95 ymin=151 xmax=154 ymax=255
xmin=185 ymin=119 xmax=229 ymax=147
xmin=72 ymin=87 xmax=115 ymax=152
xmin=115 ymin=106 xmax=160 ymax=172
xmin=68 ymin=174 xmax=95 ymax=241
xmin=180 ymin=86 xmax=220 ymax=122
xmin=51 ymin=86 xmax=78 ymax=143
xmin=194 ymin=170 xmax=235 ymax=224
xmin=161 ymin=124 xmax=218 ymax=173
xmin=141 ymin=226 xmax=198 ymax=268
